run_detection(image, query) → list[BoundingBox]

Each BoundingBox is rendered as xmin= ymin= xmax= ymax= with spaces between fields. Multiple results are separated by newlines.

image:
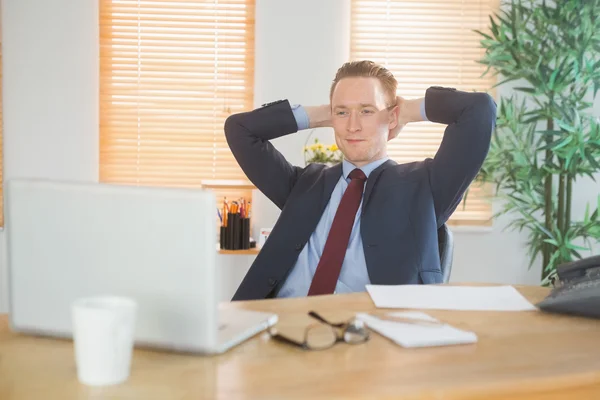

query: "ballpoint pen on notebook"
xmin=368 ymin=314 xmax=446 ymax=327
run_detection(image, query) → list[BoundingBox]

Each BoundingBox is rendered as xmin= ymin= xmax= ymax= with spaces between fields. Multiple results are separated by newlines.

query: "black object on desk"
xmin=537 ymin=255 xmax=600 ymax=319
xmin=220 ymin=214 xmax=250 ymax=250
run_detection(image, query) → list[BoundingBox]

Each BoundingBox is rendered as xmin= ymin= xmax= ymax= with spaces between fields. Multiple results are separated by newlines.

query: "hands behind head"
xmin=387 ymin=96 xmax=405 ymax=141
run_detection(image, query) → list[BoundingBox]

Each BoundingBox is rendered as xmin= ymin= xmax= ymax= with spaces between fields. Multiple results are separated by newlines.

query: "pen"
xmin=369 ymin=314 xmax=445 ymax=327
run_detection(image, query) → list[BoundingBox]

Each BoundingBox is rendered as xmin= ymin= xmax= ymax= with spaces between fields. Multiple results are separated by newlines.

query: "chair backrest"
xmin=437 ymin=224 xmax=454 ymax=283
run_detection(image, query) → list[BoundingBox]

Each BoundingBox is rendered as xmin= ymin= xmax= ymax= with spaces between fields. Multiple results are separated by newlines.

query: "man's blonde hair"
xmin=329 ymin=60 xmax=398 ymax=107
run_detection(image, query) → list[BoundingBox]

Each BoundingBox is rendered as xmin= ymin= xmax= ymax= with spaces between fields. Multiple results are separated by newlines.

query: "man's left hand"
xmin=388 ymin=96 xmax=427 ymax=141
xmin=388 ymin=96 xmax=405 ymax=141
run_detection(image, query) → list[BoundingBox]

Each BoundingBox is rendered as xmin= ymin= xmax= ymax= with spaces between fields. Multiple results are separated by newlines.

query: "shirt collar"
xmin=342 ymin=157 xmax=389 ymax=181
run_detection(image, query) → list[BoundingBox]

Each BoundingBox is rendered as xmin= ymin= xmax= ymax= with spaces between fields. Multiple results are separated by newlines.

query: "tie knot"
xmin=349 ymin=168 xmax=367 ymax=182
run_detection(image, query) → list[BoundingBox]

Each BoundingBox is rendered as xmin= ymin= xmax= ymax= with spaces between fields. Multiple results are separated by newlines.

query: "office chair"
xmin=437 ymin=224 xmax=454 ymax=283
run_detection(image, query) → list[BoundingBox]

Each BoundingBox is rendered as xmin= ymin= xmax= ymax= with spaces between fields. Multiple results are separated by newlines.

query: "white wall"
xmin=0 ymin=0 xmax=598 ymax=312
xmin=0 ymin=0 xmax=100 ymax=312
xmin=250 ymin=0 xmax=350 ymax=239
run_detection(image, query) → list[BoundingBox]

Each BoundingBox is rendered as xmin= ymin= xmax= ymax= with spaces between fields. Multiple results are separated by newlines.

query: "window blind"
xmin=99 ymin=0 xmax=255 ymax=207
xmin=350 ymin=0 xmax=499 ymax=226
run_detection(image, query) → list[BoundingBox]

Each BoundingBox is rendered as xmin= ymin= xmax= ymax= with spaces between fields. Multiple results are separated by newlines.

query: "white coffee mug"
xmin=72 ymin=296 xmax=137 ymax=386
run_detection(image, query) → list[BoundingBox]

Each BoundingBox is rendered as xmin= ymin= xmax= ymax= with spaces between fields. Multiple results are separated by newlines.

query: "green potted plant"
xmin=476 ymin=0 xmax=600 ymax=284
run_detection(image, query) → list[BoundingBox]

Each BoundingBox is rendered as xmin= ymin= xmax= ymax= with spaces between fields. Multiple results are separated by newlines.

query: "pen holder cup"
xmin=220 ymin=215 xmax=250 ymax=250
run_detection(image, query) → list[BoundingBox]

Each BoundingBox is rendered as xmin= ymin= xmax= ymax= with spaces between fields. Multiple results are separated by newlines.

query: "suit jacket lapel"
xmin=320 ymin=163 xmax=343 ymax=211
xmin=363 ymin=159 xmax=397 ymax=209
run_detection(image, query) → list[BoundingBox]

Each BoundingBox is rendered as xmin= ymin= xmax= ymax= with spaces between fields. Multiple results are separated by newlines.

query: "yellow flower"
xmin=316 ymin=144 xmax=324 ymax=150
xmin=328 ymin=144 xmax=339 ymax=152
xmin=309 ymin=144 xmax=319 ymax=151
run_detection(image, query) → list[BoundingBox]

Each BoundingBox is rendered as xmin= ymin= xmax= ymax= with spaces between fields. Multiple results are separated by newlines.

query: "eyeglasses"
xmin=268 ymin=311 xmax=370 ymax=350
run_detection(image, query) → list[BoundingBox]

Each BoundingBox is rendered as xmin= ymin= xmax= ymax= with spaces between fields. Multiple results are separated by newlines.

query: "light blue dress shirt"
xmin=277 ymin=102 xmax=428 ymax=298
xmin=277 ymin=156 xmax=388 ymax=298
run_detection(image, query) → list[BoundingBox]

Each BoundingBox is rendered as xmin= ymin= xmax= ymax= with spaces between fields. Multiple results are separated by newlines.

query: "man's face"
xmin=331 ymin=77 xmax=397 ymax=167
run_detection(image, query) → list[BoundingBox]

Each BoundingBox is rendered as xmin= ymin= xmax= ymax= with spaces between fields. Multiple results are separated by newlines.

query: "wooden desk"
xmin=2 ymin=285 xmax=600 ymax=399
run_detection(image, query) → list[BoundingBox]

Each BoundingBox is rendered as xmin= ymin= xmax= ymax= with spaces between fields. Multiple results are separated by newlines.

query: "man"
xmin=225 ymin=60 xmax=496 ymax=301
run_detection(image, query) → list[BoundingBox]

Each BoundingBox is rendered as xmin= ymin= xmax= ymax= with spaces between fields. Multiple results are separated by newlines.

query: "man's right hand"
xmin=305 ymin=105 xmax=333 ymax=128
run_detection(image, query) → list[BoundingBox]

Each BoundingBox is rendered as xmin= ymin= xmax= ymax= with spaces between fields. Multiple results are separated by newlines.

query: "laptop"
xmin=5 ymin=178 xmax=277 ymax=354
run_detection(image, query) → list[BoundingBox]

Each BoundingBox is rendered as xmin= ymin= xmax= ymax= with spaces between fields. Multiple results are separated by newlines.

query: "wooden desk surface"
xmin=2 ymin=285 xmax=600 ymax=400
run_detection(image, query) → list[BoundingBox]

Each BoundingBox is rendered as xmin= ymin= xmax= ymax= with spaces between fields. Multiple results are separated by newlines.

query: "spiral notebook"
xmin=356 ymin=312 xmax=478 ymax=348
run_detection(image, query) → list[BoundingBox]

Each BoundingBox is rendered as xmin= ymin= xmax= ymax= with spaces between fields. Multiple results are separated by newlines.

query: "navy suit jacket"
xmin=225 ymin=86 xmax=496 ymax=301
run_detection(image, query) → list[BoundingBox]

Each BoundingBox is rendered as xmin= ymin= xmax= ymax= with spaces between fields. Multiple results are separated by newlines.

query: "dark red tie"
xmin=308 ymin=168 xmax=367 ymax=296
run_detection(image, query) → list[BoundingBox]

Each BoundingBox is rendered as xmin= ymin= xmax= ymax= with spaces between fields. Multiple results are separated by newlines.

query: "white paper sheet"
xmin=366 ymin=285 xmax=538 ymax=311
xmin=356 ymin=312 xmax=478 ymax=348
